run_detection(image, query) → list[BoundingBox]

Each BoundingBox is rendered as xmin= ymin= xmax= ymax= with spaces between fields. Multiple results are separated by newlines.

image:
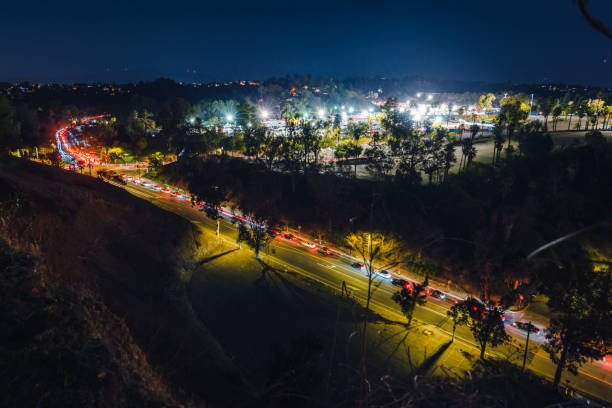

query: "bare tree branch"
xmin=574 ymin=0 xmax=612 ymax=39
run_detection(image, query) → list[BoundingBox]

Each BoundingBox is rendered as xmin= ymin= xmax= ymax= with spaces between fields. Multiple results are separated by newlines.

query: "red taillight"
xmin=404 ymin=283 xmax=409 ymax=289
xmin=473 ymin=306 xmax=478 ymax=311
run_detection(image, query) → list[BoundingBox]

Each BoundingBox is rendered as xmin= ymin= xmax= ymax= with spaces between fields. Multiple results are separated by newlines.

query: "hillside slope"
xmin=0 ymin=159 xmax=253 ymax=406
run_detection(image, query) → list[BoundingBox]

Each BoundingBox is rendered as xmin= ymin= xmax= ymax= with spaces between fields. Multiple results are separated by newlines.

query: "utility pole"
xmin=522 ymin=321 xmax=532 ymax=372
xmin=528 ymin=93 xmax=534 ymax=117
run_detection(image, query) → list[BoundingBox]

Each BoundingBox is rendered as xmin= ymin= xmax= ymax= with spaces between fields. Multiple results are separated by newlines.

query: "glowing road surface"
xmin=55 ymin=115 xmax=109 ymax=165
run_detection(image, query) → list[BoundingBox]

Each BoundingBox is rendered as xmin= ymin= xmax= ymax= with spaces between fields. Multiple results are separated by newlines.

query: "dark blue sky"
xmin=2 ymin=0 xmax=611 ymax=85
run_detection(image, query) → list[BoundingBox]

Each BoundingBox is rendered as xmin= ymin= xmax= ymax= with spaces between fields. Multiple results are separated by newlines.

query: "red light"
xmin=473 ymin=306 xmax=478 ymax=311
xmin=404 ymin=283 xmax=409 ymax=289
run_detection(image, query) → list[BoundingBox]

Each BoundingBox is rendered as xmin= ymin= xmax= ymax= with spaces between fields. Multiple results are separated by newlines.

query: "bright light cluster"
xmin=55 ymin=114 xmax=109 ymax=165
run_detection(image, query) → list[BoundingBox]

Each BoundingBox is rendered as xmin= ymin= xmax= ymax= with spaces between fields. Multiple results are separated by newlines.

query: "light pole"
xmin=522 ymin=321 xmax=532 ymax=372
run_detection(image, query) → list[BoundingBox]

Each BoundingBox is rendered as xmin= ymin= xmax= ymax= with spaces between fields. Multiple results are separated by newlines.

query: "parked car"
xmin=351 ymin=262 xmax=365 ymax=271
xmin=512 ymin=321 xmax=540 ymax=335
xmin=318 ymin=246 xmax=331 ymax=255
xmin=267 ymin=228 xmax=280 ymax=237
xmin=429 ymin=290 xmax=446 ymax=300
xmin=392 ymin=278 xmax=410 ymax=289
xmin=375 ymin=270 xmax=392 ymax=280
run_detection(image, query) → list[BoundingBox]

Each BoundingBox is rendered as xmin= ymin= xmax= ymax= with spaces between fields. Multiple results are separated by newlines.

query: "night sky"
xmin=3 ymin=0 xmax=612 ymax=85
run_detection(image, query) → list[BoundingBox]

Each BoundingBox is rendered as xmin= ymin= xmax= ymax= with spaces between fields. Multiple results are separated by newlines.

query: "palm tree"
xmin=540 ymin=98 xmax=553 ymax=131
xmin=551 ymin=104 xmax=563 ymax=131
xmin=576 ymin=100 xmax=588 ymax=130
xmin=565 ymin=102 xmax=576 ymax=131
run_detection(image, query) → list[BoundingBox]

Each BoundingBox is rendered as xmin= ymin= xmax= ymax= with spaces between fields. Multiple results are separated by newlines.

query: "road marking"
xmin=113 ymin=178 xmax=612 ymax=393
xmin=317 ymin=262 xmax=336 ymax=269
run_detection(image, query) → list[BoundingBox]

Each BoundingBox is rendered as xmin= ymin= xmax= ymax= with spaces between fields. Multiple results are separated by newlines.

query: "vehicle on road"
xmin=126 ymin=176 xmax=134 ymax=182
xmin=133 ymin=178 xmax=142 ymax=184
xmin=351 ymin=262 xmax=365 ymax=271
xmin=392 ymin=278 xmax=410 ymax=289
xmin=283 ymin=233 xmax=295 ymax=240
xmin=267 ymin=228 xmax=281 ymax=237
xmin=302 ymin=241 xmax=316 ymax=249
xmin=162 ymin=187 xmax=172 ymax=194
xmin=512 ymin=321 xmax=540 ymax=335
xmin=318 ymin=246 xmax=331 ymax=255
xmin=142 ymin=181 xmax=152 ymax=187
xmin=375 ymin=270 xmax=392 ymax=280
xmin=154 ymin=185 xmax=163 ymax=191
xmin=429 ymin=290 xmax=446 ymax=300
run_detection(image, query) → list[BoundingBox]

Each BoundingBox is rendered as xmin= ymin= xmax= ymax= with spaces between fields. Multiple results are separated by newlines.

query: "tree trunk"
xmin=553 ymin=343 xmax=568 ymax=390
xmin=360 ymin=274 xmax=373 ymax=404
xmin=480 ymin=343 xmax=486 ymax=359
xmin=568 ymin=114 xmax=572 ymax=130
xmin=452 ymin=323 xmax=456 ymax=343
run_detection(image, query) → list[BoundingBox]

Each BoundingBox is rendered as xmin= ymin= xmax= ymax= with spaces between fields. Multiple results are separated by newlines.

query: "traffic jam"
xmin=57 ymin=116 xmax=544 ymax=343
xmin=111 ymin=172 xmax=543 ymax=341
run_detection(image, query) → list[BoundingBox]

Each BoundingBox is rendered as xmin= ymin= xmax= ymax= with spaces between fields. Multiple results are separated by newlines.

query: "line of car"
xmin=120 ymin=174 xmax=188 ymax=199
xmin=118 ymin=174 xmax=546 ymax=338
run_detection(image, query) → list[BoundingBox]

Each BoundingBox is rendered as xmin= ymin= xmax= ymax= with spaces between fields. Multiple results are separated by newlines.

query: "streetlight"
xmin=348 ymin=107 xmax=354 ymax=113
xmin=317 ymin=109 xmax=325 ymax=119
xmin=260 ymin=109 xmax=269 ymax=119
xmin=416 ymin=93 xmax=422 ymax=98
xmin=226 ymin=114 xmax=234 ymax=122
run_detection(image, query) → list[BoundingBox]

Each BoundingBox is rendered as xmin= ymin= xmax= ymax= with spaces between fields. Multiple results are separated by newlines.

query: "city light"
xmin=416 ymin=93 xmax=422 ymax=97
xmin=427 ymin=94 xmax=433 ymax=100
xmin=348 ymin=107 xmax=354 ymax=113
xmin=259 ymin=109 xmax=269 ymax=119
xmin=226 ymin=114 xmax=234 ymax=122
xmin=317 ymin=109 xmax=325 ymax=119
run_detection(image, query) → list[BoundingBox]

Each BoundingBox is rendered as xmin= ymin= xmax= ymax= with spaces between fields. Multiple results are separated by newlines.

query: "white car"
xmin=302 ymin=241 xmax=316 ymax=248
xmin=375 ymin=270 xmax=392 ymax=280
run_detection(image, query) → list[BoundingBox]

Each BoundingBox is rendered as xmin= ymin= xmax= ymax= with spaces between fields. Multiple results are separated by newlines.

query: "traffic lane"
xmin=120 ymin=182 xmax=612 ymax=393
xmin=121 ymin=182 xmax=592 ymax=346
xmin=122 ymin=182 xmax=550 ymax=339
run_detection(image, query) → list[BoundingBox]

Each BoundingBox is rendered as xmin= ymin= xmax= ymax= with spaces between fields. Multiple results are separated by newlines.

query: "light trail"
xmin=55 ymin=114 xmax=109 ymax=165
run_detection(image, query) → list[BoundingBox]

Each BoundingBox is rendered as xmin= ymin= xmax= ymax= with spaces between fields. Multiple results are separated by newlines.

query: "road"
xmin=112 ymin=178 xmax=611 ymax=403
xmin=56 ymin=119 xmax=611 ymax=403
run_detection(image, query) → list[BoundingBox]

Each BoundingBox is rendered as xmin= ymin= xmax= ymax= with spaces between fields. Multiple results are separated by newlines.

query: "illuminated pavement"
xmin=56 ymin=119 xmax=611 ymax=403
xmin=114 ymin=179 xmax=611 ymax=403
